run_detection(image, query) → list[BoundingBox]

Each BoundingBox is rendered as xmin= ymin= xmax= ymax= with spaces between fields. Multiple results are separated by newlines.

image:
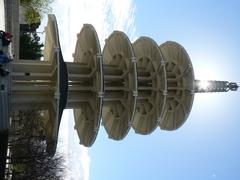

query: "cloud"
xmin=212 ymin=173 xmax=217 ymax=178
xmin=52 ymin=0 xmax=136 ymax=179
xmin=51 ymin=0 xmax=137 ymax=60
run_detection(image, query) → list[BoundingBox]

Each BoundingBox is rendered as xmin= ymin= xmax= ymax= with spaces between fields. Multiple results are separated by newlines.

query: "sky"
xmin=50 ymin=1 xmax=240 ymax=179
xmin=1 ymin=0 xmax=240 ymax=179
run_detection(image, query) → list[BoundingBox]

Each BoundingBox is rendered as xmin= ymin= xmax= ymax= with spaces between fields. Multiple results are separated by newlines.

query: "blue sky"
xmin=87 ymin=1 xmax=240 ymax=180
xmin=5 ymin=0 xmax=239 ymax=179
xmin=48 ymin=0 xmax=240 ymax=179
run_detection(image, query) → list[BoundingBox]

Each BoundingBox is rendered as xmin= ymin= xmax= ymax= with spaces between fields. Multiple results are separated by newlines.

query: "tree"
xmin=24 ymin=8 xmax=41 ymax=24
xmin=20 ymin=32 xmax=44 ymax=60
xmin=20 ymin=23 xmax=41 ymax=33
xmin=20 ymin=0 xmax=54 ymax=24
xmin=8 ymin=111 xmax=67 ymax=179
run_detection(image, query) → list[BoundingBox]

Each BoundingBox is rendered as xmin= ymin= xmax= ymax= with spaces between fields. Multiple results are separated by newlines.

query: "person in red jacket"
xmin=0 ymin=30 xmax=12 ymax=46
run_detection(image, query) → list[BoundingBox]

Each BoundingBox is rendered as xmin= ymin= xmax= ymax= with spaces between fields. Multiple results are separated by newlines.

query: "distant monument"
xmin=1 ymin=14 xmax=239 ymax=158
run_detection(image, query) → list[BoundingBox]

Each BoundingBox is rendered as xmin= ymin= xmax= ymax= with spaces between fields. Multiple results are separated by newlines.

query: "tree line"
xmin=6 ymin=111 xmax=66 ymax=179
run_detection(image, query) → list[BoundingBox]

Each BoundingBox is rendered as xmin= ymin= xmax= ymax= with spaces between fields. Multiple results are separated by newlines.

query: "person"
xmin=4 ymin=32 xmax=12 ymax=40
xmin=0 ymin=30 xmax=12 ymax=46
xmin=0 ymin=51 xmax=11 ymax=64
xmin=0 ymin=51 xmax=11 ymax=76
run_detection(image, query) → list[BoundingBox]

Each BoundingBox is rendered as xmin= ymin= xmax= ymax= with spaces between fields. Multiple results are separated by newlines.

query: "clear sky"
xmin=86 ymin=0 xmax=240 ymax=180
xmin=34 ymin=0 xmax=240 ymax=179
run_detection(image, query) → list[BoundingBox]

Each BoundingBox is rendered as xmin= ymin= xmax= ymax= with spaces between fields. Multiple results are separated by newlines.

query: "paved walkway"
xmin=0 ymin=0 xmax=18 ymax=132
xmin=0 ymin=0 xmax=5 ymax=30
xmin=0 ymin=0 xmax=19 ymax=178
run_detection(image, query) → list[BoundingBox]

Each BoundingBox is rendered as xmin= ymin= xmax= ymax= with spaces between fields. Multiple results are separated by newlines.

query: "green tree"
xmin=20 ymin=0 xmax=54 ymax=24
xmin=24 ymin=8 xmax=41 ymax=24
xmin=20 ymin=32 xmax=44 ymax=60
